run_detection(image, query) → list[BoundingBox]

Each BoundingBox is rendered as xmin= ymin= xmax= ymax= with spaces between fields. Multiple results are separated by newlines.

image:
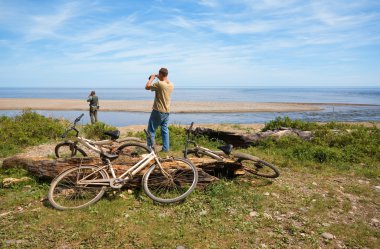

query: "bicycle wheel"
xmin=116 ymin=142 xmax=151 ymax=159
xmin=48 ymin=166 xmax=108 ymax=210
xmin=55 ymin=142 xmax=87 ymax=159
xmin=143 ymin=158 xmax=198 ymax=203
xmin=234 ymin=153 xmax=280 ymax=178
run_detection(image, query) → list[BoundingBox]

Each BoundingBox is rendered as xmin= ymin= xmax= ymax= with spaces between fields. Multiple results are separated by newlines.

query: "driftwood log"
xmin=2 ymin=155 xmax=246 ymax=189
xmin=192 ymin=127 xmax=313 ymax=148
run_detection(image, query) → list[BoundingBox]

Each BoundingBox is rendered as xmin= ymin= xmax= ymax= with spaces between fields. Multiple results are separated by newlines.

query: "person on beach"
xmin=87 ymin=91 xmax=99 ymax=124
xmin=145 ymin=68 xmax=174 ymax=151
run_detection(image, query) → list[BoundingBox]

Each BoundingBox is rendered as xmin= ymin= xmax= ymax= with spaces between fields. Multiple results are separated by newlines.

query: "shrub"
xmin=263 ymin=116 xmax=319 ymax=131
xmin=0 ymin=110 xmax=66 ymax=157
xmin=81 ymin=122 xmax=117 ymax=140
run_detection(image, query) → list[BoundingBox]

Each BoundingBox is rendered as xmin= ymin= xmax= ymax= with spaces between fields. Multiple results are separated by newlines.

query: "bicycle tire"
xmin=116 ymin=142 xmax=151 ymax=158
xmin=48 ymin=166 xmax=108 ymax=210
xmin=143 ymin=158 xmax=198 ymax=203
xmin=234 ymin=152 xmax=280 ymax=178
xmin=55 ymin=142 xmax=87 ymax=159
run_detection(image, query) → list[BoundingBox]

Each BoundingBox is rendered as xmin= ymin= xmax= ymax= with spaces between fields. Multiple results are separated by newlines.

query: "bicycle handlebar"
xmin=74 ymin=113 xmax=84 ymax=124
xmin=61 ymin=113 xmax=84 ymax=138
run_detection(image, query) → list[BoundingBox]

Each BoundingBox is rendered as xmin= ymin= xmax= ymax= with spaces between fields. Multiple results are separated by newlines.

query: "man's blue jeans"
xmin=147 ymin=109 xmax=170 ymax=151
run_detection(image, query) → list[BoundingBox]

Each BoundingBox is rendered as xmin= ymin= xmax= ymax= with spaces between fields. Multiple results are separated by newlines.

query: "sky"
xmin=0 ymin=0 xmax=379 ymax=88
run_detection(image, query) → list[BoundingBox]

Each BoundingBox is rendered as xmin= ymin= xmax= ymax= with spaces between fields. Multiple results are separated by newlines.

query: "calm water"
xmin=1 ymin=88 xmax=379 ymax=125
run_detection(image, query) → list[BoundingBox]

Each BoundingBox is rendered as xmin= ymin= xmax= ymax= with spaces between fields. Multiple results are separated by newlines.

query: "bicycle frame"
xmin=76 ymin=149 xmax=168 ymax=189
xmin=75 ymin=129 xmax=170 ymax=189
xmin=184 ymin=122 xmax=225 ymax=161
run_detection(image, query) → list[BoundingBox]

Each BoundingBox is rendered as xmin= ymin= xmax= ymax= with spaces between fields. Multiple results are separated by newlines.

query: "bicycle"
xmin=183 ymin=122 xmax=280 ymax=178
xmin=55 ymin=113 xmax=145 ymax=160
xmin=48 ymin=129 xmax=199 ymax=210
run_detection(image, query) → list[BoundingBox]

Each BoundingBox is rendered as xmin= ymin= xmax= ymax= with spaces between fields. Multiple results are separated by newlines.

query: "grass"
xmin=0 ymin=113 xmax=379 ymax=248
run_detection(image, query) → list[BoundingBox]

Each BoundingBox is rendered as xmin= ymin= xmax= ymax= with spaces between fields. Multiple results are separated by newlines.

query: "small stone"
xmin=300 ymin=232 xmax=306 ymax=237
xmin=2 ymin=177 xmax=32 ymax=187
xmin=263 ymin=192 xmax=270 ymax=196
xmin=127 ymin=189 xmax=133 ymax=194
xmin=370 ymin=218 xmax=379 ymax=227
xmin=321 ymin=232 xmax=335 ymax=240
xmin=375 ymin=186 xmax=380 ymax=191
xmin=176 ymin=246 xmax=185 ymax=249
xmin=158 ymin=213 xmax=166 ymax=218
xmin=260 ymin=243 xmax=267 ymax=248
xmin=271 ymin=193 xmax=279 ymax=198
xmin=199 ymin=210 xmax=208 ymax=216
xmin=312 ymin=182 xmax=318 ymax=186
xmin=312 ymin=199 xmax=316 ymax=202
xmin=263 ymin=213 xmax=273 ymax=220
xmin=249 ymin=211 xmax=258 ymax=217
xmin=124 ymin=213 xmax=130 ymax=218
xmin=16 ymin=206 xmax=24 ymax=212
xmin=5 ymin=240 xmax=27 ymax=245
xmin=119 ymin=194 xmax=128 ymax=200
xmin=0 ymin=211 xmax=12 ymax=217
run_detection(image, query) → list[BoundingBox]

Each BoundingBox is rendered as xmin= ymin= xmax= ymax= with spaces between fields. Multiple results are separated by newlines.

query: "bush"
xmin=263 ymin=116 xmax=319 ymax=131
xmin=81 ymin=122 xmax=117 ymax=140
xmin=257 ymin=117 xmax=380 ymax=175
xmin=0 ymin=110 xmax=66 ymax=157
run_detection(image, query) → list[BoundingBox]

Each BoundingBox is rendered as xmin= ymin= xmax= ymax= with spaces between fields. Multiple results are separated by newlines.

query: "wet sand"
xmin=0 ymin=98 xmax=376 ymax=113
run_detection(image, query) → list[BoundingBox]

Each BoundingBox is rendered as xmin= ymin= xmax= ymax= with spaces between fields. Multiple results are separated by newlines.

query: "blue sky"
xmin=0 ymin=0 xmax=379 ymax=88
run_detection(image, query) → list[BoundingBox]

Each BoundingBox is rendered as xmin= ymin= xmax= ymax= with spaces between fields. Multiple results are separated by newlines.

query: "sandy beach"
xmin=0 ymin=98 xmax=377 ymax=113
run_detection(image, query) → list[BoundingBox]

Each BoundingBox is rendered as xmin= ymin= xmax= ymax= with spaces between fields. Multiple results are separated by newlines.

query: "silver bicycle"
xmin=48 ymin=130 xmax=198 ymax=210
xmin=54 ymin=114 xmax=145 ymax=159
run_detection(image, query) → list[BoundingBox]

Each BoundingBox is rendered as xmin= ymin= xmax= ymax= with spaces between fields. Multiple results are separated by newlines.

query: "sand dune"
xmin=0 ymin=98 xmax=377 ymax=113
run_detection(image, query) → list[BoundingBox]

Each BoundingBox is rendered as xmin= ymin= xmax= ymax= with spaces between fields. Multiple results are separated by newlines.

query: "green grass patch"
xmin=0 ymin=110 xmax=66 ymax=157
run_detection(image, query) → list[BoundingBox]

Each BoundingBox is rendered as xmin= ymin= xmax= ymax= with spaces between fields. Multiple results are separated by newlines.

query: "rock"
xmin=124 ymin=213 xmax=130 ymax=218
xmin=249 ymin=211 xmax=258 ymax=217
xmin=0 ymin=211 xmax=13 ymax=217
xmin=127 ymin=189 xmax=133 ymax=194
xmin=312 ymin=182 xmax=318 ymax=186
xmin=374 ymin=186 xmax=380 ymax=191
xmin=263 ymin=213 xmax=273 ymax=220
xmin=176 ymin=246 xmax=185 ymax=249
xmin=312 ymin=199 xmax=316 ymax=203
xmin=370 ymin=218 xmax=379 ymax=227
xmin=271 ymin=193 xmax=279 ymax=198
xmin=321 ymin=232 xmax=335 ymax=240
xmin=2 ymin=177 xmax=32 ymax=187
xmin=263 ymin=192 xmax=270 ymax=196
xmin=16 ymin=206 xmax=24 ymax=212
xmin=199 ymin=210 xmax=208 ymax=216
xmin=5 ymin=240 xmax=27 ymax=245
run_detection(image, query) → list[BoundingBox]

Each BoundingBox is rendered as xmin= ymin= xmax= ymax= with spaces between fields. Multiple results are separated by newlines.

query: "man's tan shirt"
xmin=150 ymin=80 xmax=174 ymax=113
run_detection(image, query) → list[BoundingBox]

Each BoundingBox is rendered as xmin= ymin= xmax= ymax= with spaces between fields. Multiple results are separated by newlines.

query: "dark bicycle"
xmin=183 ymin=122 xmax=280 ymax=178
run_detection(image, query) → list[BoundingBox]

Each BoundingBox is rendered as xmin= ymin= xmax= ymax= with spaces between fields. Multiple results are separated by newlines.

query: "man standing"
xmin=145 ymin=68 xmax=174 ymax=151
xmin=87 ymin=90 xmax=99 ymax=124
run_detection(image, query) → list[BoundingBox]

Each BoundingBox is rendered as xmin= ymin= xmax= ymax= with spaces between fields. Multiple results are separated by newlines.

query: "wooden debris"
xmin=192 ymin=127 xmax=313 ymax=147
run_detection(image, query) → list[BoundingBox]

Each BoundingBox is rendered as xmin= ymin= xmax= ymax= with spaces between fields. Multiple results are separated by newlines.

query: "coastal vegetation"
xmin=0 ymin=112 xmax=379 ymax=248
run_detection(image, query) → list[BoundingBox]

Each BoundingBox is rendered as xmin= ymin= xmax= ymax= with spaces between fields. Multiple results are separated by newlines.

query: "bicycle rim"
xmin=241 ymin=159 xmax=280 ymax=178
xmin=48 ymin=166 xmax=107 ymax=210
xmin=143 ymin=158 xmax=198 ymax=203
xmin=55 ymin=142 xmax=87 ymax=159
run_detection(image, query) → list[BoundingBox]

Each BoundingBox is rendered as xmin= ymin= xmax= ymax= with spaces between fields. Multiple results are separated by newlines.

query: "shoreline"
xmin=1 ymin=98 xmax=378 ymax=114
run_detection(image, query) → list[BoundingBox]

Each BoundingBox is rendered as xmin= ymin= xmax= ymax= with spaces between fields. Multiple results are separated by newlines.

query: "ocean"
xmin=1 ymin=88 xmax=379 ymax=126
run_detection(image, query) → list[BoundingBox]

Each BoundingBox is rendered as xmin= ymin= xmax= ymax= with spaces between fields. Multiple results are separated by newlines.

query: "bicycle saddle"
xmin=217 ymin=144 xmax=233 ymax=155
xmin=104 ymin=130 xmax=120 ymax=140
xmin=101 ymin=152 xmax=119 ymax=160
